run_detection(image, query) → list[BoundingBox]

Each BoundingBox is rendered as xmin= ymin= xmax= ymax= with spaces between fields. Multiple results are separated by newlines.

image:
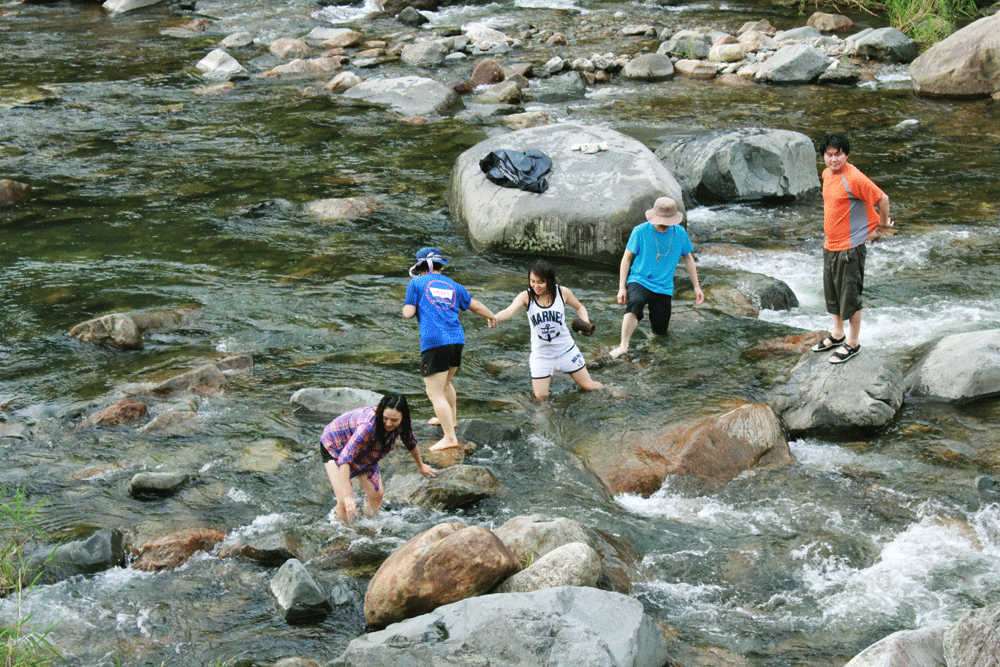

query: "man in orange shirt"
xmin=811 ymin=133 xmax=892 ymax=363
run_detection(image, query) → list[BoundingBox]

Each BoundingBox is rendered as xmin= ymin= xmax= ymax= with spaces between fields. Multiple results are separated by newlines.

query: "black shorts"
xmin=625 ymin=283 xmax=673 ymax=335
xmin=421 ymin=343 xmax=463 ymax=376
xmin=823 ymin=245 xmax=866 ymax=320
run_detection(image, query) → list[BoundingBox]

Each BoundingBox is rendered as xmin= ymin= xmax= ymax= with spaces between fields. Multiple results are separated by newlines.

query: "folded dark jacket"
xmin=479 ymin=149 xmax=553 ymax=193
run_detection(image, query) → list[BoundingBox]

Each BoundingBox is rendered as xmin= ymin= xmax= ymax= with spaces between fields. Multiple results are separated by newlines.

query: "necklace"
xmin=653 ymin=226 xmax=673 ymax=262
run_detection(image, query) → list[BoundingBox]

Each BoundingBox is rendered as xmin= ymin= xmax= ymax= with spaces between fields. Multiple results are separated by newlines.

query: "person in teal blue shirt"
xmin=610 ymin=197 xmax=704 ymax=358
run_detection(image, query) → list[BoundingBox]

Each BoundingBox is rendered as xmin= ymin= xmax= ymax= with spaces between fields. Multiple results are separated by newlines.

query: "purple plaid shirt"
xmin=320 ymin=406 xmax=417 ymax=474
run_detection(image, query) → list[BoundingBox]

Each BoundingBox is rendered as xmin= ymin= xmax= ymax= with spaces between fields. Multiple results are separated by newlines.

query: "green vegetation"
xmin=800 ymin=0 xmax=979 ymax=47
xmin=884 ymin=0 xmax=978 ymax=46
xmin=1 ymin=488 xmax=59 ymax=667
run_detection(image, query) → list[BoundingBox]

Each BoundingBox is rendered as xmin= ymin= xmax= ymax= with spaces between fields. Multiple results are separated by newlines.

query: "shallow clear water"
xmin=2 ymin=0 xmax=1000 ymax=664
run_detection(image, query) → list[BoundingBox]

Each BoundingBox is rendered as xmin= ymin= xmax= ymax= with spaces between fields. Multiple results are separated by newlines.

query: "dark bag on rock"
xmin=479 ymin=149 xmax=552 ymax=193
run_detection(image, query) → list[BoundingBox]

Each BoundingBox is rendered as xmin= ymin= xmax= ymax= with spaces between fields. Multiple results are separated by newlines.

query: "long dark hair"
xmin=527 ymin=259 xmax=556 ymax=305
xmin=374 ymin=392 xmax=412 ymax=443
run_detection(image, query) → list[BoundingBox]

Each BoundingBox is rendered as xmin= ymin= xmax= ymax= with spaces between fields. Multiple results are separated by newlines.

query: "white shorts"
xmin=529 ymin=344 xmax=586 ymax=379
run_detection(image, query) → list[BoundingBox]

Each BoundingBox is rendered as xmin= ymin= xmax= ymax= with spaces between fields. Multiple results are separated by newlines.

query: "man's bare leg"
xmin=610 ymin=313 xmax=639 ymax=358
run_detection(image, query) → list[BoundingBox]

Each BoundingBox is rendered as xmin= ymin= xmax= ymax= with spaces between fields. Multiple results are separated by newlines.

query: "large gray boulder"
xmin=449 ymin=123 xmax=683 ymax=265
xmin=842 ymin=622 xmax=948 ymax=667
xmin=341 ymin=76 xmax=464 ymax=117
xmin=332 ymin=586 xmax=673 ymax=667
xmin=852 ymin=27 xmax=919 ymax=63
xmin=905 ymin=329 xmax=1000 ymax=403
xmin=654 ymin=128 xmax=819 ymax=204
xmin=943 ymin=602 xmax=1000 ymax=667
xmin=769 ymin=351 xmax=905 ymax=436
xmin=754 ymin=44 xmax=832 ymax=84
xmin=911 ymin=14 xmax=1000 ymax=98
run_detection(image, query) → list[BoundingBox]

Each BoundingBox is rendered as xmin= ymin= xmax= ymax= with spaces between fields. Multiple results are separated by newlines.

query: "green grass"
xmin=1 ymin=487 xmax=60 ymax=667
xmin=798 ymin=0 xmax=978 ymax=48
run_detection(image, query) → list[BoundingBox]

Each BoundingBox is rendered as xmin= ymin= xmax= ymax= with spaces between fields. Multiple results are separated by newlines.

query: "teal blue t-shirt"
xmin=625 ymin=222 xmax=694 ymax=295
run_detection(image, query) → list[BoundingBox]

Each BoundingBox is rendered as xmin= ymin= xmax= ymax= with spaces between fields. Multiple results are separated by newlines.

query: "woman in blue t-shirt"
xmin=403 ymin=247 xmax=496 ymax=451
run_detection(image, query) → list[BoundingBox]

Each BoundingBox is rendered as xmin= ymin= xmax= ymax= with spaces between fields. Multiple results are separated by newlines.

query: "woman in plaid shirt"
xmin=320 ymin=392 xmax=435 ymax=523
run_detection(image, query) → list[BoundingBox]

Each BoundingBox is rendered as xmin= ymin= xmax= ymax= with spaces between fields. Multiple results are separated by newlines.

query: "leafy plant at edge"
xmin=1 ymin=487 xmax=60 ymax=667
xmin=796 ymin=0 xmax=978 ymax=47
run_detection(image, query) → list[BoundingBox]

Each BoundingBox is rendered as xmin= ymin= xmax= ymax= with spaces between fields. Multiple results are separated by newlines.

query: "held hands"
xmin=486 ymin=316 xmax=498 ymax=329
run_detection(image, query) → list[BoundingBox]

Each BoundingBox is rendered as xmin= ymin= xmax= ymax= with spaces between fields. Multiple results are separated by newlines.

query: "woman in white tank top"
xmin=495 ymin=260 xmax=604 ymax=399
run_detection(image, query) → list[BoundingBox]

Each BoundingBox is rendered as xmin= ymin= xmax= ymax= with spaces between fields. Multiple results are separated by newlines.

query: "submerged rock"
xmin=386 ymin=464 xmax=501 ymax=510
xmin=0 ymin=179 xmax=32 ymax=206
xmin=21 ymin=529 xmax=126 ymax=586
xmin=289 ymin=386 xmax=383 ymax=415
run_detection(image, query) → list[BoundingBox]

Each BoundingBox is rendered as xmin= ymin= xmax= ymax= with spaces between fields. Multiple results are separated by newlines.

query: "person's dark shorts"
xmin=823 ymin=245 xmax=866 ymax=320
xmin=421 ymin=343 xmax=463 ymax=376
xmin=625 ymin=283 xmax=673 ymax=335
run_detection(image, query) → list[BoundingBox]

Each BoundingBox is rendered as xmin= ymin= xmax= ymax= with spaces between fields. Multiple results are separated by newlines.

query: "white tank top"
xmin=526 ymin=286 xmax=574 ymax=358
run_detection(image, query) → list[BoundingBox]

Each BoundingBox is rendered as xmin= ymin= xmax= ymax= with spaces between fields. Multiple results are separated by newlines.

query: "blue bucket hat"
xmin=409 ymin=247 xmax=449 ymax=277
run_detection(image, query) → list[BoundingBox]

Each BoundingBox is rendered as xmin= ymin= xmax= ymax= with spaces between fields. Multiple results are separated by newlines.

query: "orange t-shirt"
xmin=822 ymin=163 xmax=885 ymax=252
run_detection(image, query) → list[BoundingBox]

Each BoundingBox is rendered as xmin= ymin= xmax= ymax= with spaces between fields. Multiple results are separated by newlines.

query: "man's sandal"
xmin=811 ymin=335 xmax=845 ymax=352
xmin=829 ymin=342 xmax=861 ymax=364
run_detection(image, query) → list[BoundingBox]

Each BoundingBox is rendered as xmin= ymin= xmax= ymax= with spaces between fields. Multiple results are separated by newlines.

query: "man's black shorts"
xmin=625 ymin=283 xmax=673 ymax=335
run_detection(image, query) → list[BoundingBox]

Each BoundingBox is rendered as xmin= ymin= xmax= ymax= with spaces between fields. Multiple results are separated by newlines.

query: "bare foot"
xmin=428 ymin=438 xmax=461 ymax=451
xmin=427 ymin=417 xmax=441 ymax=426
xmin=609 ymin=345 xmax=628 ymax=359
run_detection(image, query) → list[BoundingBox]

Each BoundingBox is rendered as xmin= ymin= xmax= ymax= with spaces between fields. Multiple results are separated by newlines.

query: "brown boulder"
xmin=578 ymin=402 xmax=793 ymax=496
xmin=911 ymin=13 xmax=1000 ymax=98
xmin=149 ymin=364 xmax=228 ymax=397
xmin=80 ymin=397 xmax=148 ymax=428
xmin=471 ymin=58 xmax=505 ymax=86
xmin=133 ymin=528 xmax=226 ymax=571
xmin=322 ymin=29 xmax=362 ymax=49
xmin=807 ymin=12 xmax=854 ymax=32
xmin=70 ymin=313 xmax=143 ymax=350
xmin=0 ymin=179 xmax=33 ymax=206
xmin=364 ymin=522 xmax=520 ymax=628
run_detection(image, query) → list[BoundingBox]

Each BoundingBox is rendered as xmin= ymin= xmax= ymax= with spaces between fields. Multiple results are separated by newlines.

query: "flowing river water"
xmin=2 ymin=0 xmax=1000 ymax=664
